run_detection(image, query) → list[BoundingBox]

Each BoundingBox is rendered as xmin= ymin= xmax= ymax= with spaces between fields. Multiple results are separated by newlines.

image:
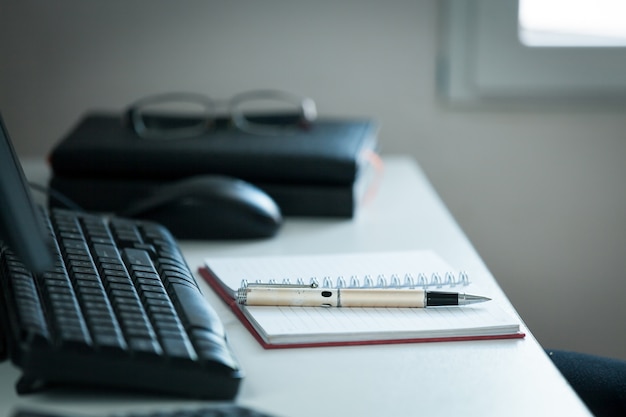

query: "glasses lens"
xmin=230 ymin=91 xmax=317 ymax=135
xmin=129 ymin=94 xmax=214 ymax=139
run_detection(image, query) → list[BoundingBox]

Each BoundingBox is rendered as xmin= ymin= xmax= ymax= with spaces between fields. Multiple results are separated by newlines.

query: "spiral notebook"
xmin=199 ymin=250 xmax=524 ymax=349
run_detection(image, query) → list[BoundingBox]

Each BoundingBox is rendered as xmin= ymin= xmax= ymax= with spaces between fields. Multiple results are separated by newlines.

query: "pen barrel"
xmin=239 ymin=287 xmax=428 ymax=308
xmin=241 ymin=287 xmax=340 ymax=307
xmin=338 ymin=288 xmax=426 ymax=308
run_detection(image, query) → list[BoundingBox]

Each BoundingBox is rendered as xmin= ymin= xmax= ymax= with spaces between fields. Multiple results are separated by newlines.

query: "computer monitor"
xmin=0 ymin=113 xmax=54 ymax=273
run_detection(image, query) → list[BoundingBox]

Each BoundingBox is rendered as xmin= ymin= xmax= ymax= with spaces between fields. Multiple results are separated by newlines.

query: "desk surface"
xmin=1 ymin=156 xmax=591 ymax=416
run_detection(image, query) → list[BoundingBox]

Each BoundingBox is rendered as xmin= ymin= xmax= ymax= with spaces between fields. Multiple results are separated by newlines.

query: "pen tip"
xmin=460 ymin=294 xmax=491 ymax=305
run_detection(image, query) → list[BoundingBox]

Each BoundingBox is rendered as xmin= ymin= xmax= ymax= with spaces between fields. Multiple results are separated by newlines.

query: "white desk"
xmin=1 ymin=156 xmax=591 ymax=416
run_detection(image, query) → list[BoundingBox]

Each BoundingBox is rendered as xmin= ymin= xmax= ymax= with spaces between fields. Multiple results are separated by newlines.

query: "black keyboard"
xmin=0 ymin=208 xmax=242 ymax=399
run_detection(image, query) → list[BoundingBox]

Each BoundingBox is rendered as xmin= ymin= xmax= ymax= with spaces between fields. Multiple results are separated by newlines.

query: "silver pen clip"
xmin=240 ymin=280 xmax=318 ymax=290
xmin=246 ymin=282 xmax=318 ymax=289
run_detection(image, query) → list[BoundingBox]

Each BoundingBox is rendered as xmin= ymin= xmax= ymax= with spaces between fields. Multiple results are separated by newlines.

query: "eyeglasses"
xmin=125 ymin=90 xmax=317 ymax=140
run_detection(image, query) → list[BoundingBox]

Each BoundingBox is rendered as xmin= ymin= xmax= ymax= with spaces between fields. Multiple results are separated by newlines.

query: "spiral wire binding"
xmin=237 ymin=271 xmax=471 ymax=303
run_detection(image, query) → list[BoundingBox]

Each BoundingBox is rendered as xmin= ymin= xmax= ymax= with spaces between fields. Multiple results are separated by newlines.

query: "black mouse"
xmin=120 ymin=175 xmax=282 ymax=240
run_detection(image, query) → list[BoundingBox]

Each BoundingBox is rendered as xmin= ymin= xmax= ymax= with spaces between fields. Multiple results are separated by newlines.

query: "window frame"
xmin=438 ymin=0 xmax=626 ymax=104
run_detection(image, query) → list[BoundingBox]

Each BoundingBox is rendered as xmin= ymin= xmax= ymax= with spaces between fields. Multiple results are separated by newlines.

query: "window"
xmin=438 ymin=0 xmax=626 ymax=103
xmin=519 ymin=0 xmax=626 ymax=47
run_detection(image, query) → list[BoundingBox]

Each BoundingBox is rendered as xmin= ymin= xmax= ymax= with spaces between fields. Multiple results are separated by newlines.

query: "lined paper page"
xmin=245 ymin=300 xmax=519 ymax=344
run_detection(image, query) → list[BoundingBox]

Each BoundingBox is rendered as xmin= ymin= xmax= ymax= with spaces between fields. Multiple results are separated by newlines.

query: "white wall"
xmin=1 ymin=0 xmax=625 ymax=360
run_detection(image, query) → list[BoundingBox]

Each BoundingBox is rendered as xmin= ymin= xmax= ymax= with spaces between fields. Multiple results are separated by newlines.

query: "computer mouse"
xmin=120 ymin=175 xmax=282 ymax=240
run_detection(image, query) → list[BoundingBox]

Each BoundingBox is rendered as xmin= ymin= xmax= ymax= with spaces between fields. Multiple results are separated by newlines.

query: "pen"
xmin=236 ymin=283 xmax=491 ymax=308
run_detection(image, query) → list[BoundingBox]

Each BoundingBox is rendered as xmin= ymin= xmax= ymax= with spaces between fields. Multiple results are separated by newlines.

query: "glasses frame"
xmin=126 ymin=90 xmax=318 ymax=140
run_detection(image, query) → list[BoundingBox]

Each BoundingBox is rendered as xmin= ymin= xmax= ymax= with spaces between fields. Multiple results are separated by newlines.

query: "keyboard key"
xmin=128 ymin=337 xmax=162 ymax=357
xmin=92 ymin=244 xmax=121 ymax=260
xmin=160 ymin=337 xmax=197 ymax=361
xmin=122 ymin=248 xmax=154 ymax=269
xmin=168 ymin=283 xmax=224 ymax=335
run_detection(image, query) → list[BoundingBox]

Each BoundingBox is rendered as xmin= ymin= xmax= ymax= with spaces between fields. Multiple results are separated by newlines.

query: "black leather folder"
xmin=48 ymin=113 xmax=380 ymax=217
